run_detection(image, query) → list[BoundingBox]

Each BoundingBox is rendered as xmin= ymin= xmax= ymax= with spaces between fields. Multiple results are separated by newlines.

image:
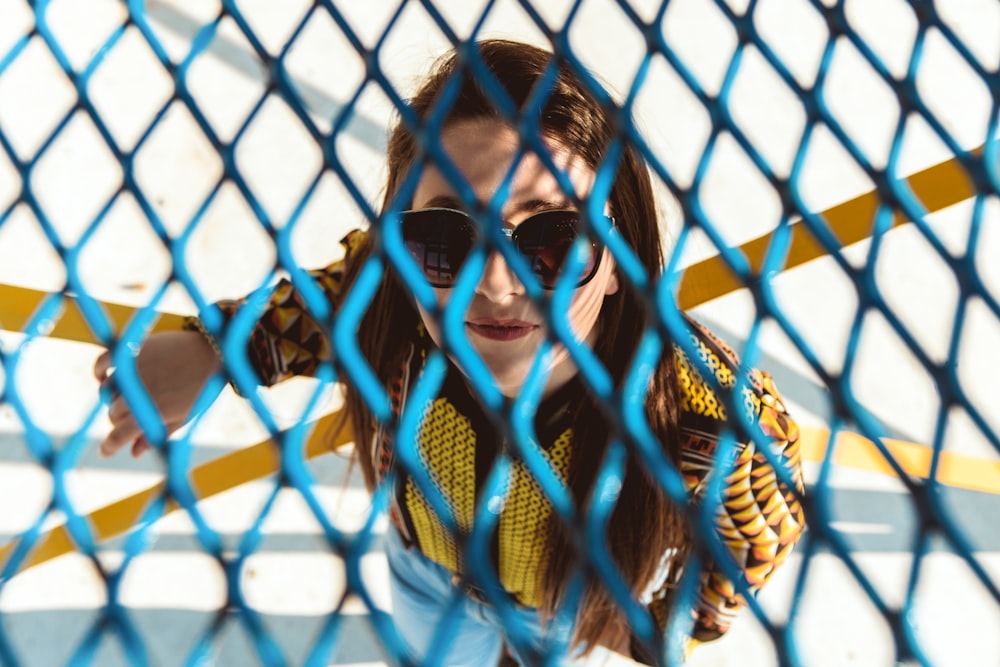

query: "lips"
xmin=465 ymin=318 xmax=539 ymax=341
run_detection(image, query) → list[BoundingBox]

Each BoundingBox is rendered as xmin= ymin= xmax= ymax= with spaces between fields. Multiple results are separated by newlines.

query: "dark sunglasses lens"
xmin=517 ymin=212 xmax=597 ymax=287
xmin=402 ymin=210 xmax=475 ymax=286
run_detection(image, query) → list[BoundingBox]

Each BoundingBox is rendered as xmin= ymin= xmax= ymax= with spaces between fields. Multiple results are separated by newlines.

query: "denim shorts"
xmin=384 ymin=527 xmax=613 ymax=667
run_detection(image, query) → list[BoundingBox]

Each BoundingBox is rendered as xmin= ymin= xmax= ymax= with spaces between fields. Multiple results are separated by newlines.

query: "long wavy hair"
xmin=340 ymin=39 xmax=687 ymax=654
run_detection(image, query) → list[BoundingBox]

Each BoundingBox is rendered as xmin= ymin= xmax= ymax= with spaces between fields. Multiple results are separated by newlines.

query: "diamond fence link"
xmin=0 ymin=0 xmax=997 ymax=666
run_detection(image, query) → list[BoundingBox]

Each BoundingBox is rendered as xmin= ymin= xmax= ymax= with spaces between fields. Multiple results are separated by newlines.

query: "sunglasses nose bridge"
xmin=474 ymin=243 xmax=524 ymax=302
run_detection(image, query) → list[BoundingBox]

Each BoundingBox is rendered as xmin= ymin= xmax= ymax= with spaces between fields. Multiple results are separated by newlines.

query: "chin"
xmin=471 ymin=365 xmax=528 ymax=397
xmin=482 ymin=351 xmax=573 ymax=398
xmin=487 ymin=372 xmax=529 ymax=396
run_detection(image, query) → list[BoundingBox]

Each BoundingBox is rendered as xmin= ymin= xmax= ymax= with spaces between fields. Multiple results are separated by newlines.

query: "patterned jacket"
xmin=203 ymin=231 xmax=805 ymax=649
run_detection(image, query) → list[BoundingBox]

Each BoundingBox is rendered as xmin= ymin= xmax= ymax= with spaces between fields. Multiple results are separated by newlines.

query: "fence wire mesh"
xmin=0 ymin=0 xmax=998 ymax=665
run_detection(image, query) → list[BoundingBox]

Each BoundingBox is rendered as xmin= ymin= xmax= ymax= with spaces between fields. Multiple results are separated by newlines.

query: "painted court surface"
xmin=0 ymin=0 xmax=998 ymax=665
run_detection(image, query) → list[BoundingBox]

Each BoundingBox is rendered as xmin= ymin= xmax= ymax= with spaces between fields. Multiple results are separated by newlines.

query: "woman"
xmin=96 ymin=40 xmax=805 ymax=666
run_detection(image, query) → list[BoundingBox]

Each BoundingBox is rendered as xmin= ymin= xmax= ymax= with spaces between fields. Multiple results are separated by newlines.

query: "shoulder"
xmin=672 ymin=318 xmax=747 ymax=425
xmin=672 ymin=316 xmax=786 ymax=415
xmin=672 ymin=317 xmax=794 ymax=467
xmin=306 ymin=228 xmax=370 ymax=299
xmin=329 ymin=228 xmax=370 ymax=277
xmin=672 ymin=316 xmax=799 ymax=472
xmin=676 ymin=318 xmax=795 ymax=437
xmin=341 ymin=228 xmax=369 ymax=257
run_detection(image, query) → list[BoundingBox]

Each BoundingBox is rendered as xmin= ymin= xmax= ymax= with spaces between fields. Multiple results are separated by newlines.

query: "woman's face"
xmin=410 ymin=118 xmax=619 ymax=398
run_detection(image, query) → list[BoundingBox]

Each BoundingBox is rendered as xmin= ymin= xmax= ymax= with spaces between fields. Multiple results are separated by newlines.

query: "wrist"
xmin=182 ymin=317 xmax=224 ymax=371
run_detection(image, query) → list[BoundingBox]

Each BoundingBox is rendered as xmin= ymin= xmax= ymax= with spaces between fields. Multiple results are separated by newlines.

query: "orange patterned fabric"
xmin=665 ymin=323 xmax=805 ymax=641
xmin=211 ymin=230 xmax=805 ymax=646
xmin=211 ymin=230 xmax=366 ymax=384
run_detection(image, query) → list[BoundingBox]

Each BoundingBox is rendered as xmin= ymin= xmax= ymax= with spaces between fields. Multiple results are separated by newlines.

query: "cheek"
xmin=566 ymin=282 xmax=606 ymax=340
xmin=566 ymin=254 xmax=616 ymax=340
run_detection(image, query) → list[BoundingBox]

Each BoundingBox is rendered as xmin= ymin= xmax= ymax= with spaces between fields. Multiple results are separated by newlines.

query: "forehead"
xmin=412 ymin=119 xmax=596 ymax=212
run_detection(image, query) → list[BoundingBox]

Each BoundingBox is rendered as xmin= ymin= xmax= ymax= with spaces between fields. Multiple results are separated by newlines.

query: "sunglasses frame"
xmin=401 ymin=207 xmax=613 ymax=290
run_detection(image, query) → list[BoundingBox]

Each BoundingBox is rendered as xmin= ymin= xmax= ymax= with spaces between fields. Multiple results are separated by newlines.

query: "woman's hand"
xmin=94 ymin=330 xmax=223 ymax=458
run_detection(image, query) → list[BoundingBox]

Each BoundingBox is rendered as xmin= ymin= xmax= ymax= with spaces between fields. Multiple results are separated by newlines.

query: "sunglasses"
xmin=401 ymin=208 xmax=610 ymax=289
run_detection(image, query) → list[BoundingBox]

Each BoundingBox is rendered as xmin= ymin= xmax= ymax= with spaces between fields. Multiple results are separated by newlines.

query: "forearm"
xmin=187 ymin=231 xmax=366 ymax=387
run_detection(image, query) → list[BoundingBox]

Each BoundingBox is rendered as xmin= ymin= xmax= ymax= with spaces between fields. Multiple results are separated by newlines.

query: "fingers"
xmin=131 ymin=436 xmax=152 ymax=458
xmin=96 ymin=345 xmax=173 ymax=460
xmin=94 ymin=349 xmax=112 ymax=382
xmin=95 ymin=351 xmax=121 ymax=408
xmin=98 ymin=418 xmax=183 ymax=459
xmin=99 ymin=419 xmax=142 ymax=458
xmin=108 ymin=395 xmax=132 ymax=424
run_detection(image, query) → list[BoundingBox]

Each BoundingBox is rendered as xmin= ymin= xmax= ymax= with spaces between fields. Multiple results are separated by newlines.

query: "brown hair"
xmin=341 ymin=39 xmax=687 ymax=654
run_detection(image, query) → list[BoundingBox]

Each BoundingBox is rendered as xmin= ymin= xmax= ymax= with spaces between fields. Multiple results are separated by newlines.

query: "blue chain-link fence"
xmin=1 ymin=0 xmax=998 ymax=665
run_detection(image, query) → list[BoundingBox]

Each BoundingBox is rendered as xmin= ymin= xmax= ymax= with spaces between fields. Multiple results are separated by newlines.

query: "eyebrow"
xmin=421 ymin=195 xmax=467 ymax=210
xmin=418 ymin=196 xmax=576 ymax=216
xmin=511 ymin=198 xmax=575 ymax=215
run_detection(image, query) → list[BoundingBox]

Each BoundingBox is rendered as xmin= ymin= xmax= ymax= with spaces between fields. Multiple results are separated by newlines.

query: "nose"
xmin=474 ymin=248 xmax=522 ymax=303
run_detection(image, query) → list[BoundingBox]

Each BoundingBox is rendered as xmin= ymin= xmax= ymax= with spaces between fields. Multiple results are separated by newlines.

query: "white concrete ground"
xmin=0 ymin=0 xmax=998 ymax=665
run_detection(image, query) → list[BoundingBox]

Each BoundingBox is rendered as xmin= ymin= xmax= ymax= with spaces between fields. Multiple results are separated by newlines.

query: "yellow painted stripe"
xmin=676 ymin=147 xmax=979 ymax=310
xmin=0 ymin=284 xmax=187 ymax=344
xmin=799 ymin=427 xmax=1000 ymax=497
xmin=0 ymin=409 xmax=352 ymax=577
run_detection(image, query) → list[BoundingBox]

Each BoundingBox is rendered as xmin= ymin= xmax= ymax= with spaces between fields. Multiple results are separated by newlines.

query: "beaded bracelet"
xmin=181 ymin=315 xmax=225 ymax=364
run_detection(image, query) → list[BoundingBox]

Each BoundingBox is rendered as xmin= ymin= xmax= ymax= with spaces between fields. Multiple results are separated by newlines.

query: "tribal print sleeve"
xmin=186 ymin=230 xmax=368 ymax=386
xmin=647 ymin=320 xmax=806 ymax=649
